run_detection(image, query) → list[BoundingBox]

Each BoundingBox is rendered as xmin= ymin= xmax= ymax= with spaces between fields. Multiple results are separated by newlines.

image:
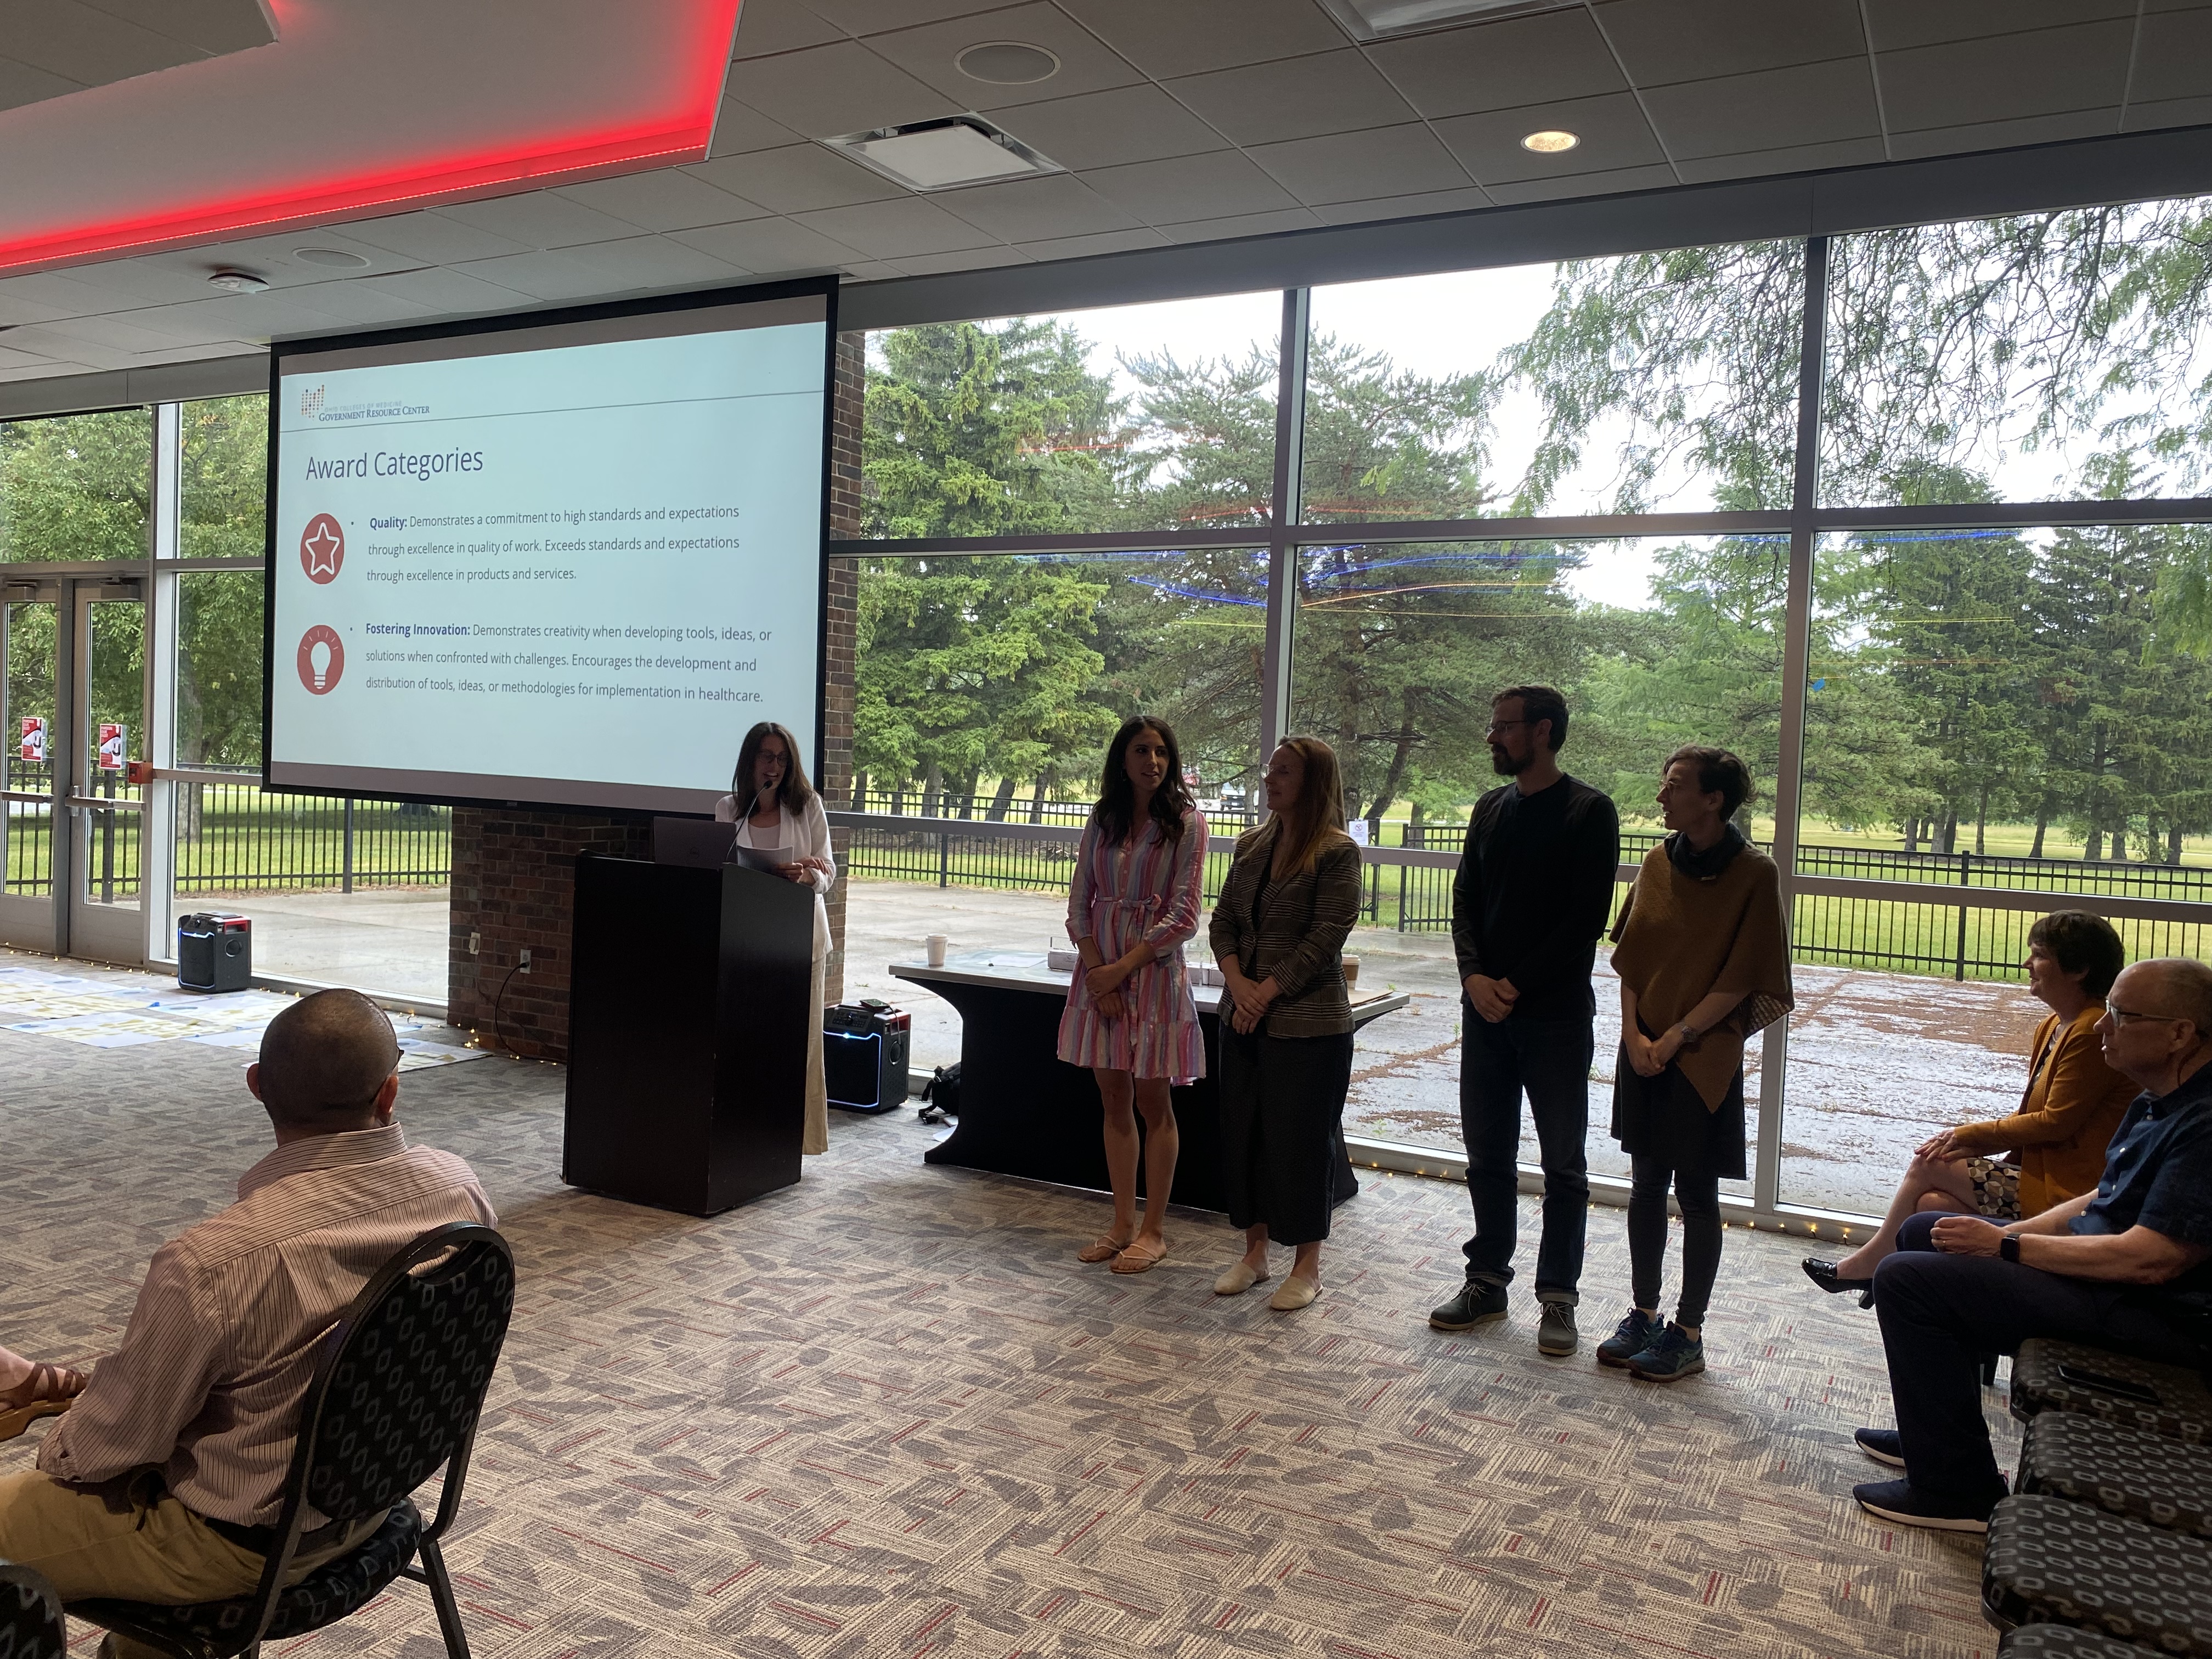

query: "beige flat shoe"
xmin=1111 ymin=1237 xmax=1169 ymax=1274
xmin=1268 ymin=1275 xmax=1319 ymax=1312
xmin=1214 ymin=1261 xmax=1272 ymax=1295
xmin=1077 ymin=1234 xmax=1132 ymax=1264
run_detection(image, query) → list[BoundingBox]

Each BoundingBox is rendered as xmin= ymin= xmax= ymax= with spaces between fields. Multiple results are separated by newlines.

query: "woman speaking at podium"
xmin=716 ymin=720 xmax=836 ymax=1155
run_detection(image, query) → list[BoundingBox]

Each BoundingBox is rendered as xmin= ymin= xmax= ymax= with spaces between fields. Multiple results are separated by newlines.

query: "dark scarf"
xmin=1667 ymin=820 xmax=1748 ymax=881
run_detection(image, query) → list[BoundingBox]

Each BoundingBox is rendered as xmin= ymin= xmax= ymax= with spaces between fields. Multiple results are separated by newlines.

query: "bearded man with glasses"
xmin=1849 ymin=955 xmax=2212 ymax=1533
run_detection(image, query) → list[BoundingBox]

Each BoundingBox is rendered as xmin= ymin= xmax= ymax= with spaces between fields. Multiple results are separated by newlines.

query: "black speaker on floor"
xmin=824 ymin=1001 xmax=909 ymax=1113
xmin=177 ymin=913 xmax=252 ymax=992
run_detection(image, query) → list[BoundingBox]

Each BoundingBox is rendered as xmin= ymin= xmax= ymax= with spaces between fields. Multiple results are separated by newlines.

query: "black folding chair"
xmin=71 ymin=1222 xmax=515 ymax=1659
xmin=0 ymin=1559 xmax=67 ymax=1659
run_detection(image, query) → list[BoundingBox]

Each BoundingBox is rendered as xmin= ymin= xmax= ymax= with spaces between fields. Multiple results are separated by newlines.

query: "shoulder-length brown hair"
xmin=1093 ymin=714 xmax=1194 ymax=845
xmin=1266 ymin=735 xmax=1353 ymax=873
xmin=731 ymin=721 xmax=815 ymax=812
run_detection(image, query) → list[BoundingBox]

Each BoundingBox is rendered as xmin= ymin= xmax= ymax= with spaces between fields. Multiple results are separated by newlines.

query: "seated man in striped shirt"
xmin=0 ymin=988 xmax=495 ymax=1654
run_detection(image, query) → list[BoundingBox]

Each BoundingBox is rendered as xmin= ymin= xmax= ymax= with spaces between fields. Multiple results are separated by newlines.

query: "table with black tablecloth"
xmin=890 ymin=952 xmax=1408 ymax=1215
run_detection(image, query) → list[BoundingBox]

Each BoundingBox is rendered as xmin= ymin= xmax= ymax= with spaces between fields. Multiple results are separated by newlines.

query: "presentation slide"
xmin=268 ymin=289 xmax=828 ymax=812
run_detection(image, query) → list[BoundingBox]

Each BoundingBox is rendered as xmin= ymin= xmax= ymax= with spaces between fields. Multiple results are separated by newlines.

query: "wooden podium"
xmin=564 ymin=853 xmax=814 ymax=1215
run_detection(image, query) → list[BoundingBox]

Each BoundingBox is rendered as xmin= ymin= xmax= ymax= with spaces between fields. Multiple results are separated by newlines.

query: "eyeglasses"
xmin=2105 ymin=1006 xmax=2185 ymax=1026
xmin=1485 ymin=719 xmax=1530 ymax=737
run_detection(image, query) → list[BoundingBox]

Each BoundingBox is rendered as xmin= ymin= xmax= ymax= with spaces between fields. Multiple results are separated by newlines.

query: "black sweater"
xmin=1450 ymin=774 xmax=1621 ymax=1020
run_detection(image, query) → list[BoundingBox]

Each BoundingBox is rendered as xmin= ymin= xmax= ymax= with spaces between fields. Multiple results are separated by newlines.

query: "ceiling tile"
xmin=94 ymin=0 xmax=276 ymax=56
xmin=247 ymin=281 xmax=435 ymax=329
xmin=1247 ymin=124 xmax=1472 ymax=207
xmin=706 ymin=98 xmax=807 ymax=159
xmin=0 ymin=345 xmax=63 ymax=371
xmin=0 ymin=290 xmax=67 ymax=327
xmin=1887 ymin=109 xmax=2120 ymax=159
xmin=1157 ymin=207 xmax=1323 ymax=242
xmin=0 ymin=58 xmax=82 ymax=110
xmin=891 ymin=246 xmax=1036 ymax=276
xmin=25 ymin=257 xmax=228 ymax=307
xmin=935 ymin=173 xmax=1142 ymax=241
xmin=1482 ymin=163 xmax=1678 ymax=205
xmin=1432 ymin=91 xmax=1669 ymax=185
xmin=667 ymin=216 xmax=867 ymax=274
xmin=1166 ymin=49 xmax=1418 ymax=147
xmin=0 ymin=329 xmax=133 ymax=369
xmin=1078 ymin=150 xmax=1302 ymax=225
xmin=723 ymin=40 xmax=961 ymax=138
xmin=32 ymin=312 xmax=205 ymax=353
xmin=808 ymin=0 xmax=1012 ymax=32
xmin=792 ymin=196 xmax=1001 ymax=259
xmin=353 ymin=267 xmax=540 ymax=313
xmin=1671 ymin=136 xmax=1888 ymax=182
xmin=1860 ymin=0 xmax=2134 ymax=53
xmin=862 ymin=3 xmax=1144 ymax=109
xmin=686 ymin=144 xmax=904 ymax=214
xmin=2126 ymin=8 xmax=2212 ymax=105
xmin=446 ymin=252 xmax=614 ymax=304
xmin=2124 ymin=93 xmax=2212 ymax=129
xmin=0 ymin=270 xmax=140 ymax=314
xmin=1364 ymin=10 xmax=1626 ymax=120
xmin=1639 ymin=57 xmax=1879 ymax=160
xmin=835 ymin=260 xmax=906 ymax=282
xmin=1594 ymin=0 xmax=1865 ymax=86
xmin=989 ymin=84 xmax=1229 ymax=171
xmin=1014 ymin=225 xmax=1173 ymax=261
xmin=556 ymin=170 xmax=770 ymax=233
xmin=1878 ymin=20 xmax=2134 ymax=131
xmin=435 ymin=191 xmax=646 ymax=251
xmin=730 ymin=0 xmax=848 ymax=59
xmin=554 ymin=235 xmax=750 ymax=292
xmin=338 ymin=211 xmax=533 ymax=266
xmin=4 ymin=2 xmax=196 ymax=84
xmin=1310 ymin=184 xmax=1495 ymax=224
xmin=1053 ymin=0 xmax=1348 ymax=78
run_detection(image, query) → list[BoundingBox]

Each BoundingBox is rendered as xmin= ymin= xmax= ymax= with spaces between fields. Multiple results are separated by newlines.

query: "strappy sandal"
xmin=0 ymin=1362 xmax=87 ymax=1441
xmin=1077 ymin=1235 xmax=1133 ymax=1264
xmin=1111 ymin=1238 xmax=1169 ymax=1274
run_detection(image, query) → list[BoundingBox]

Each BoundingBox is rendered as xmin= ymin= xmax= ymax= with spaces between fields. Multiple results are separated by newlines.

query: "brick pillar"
xmin=820 ymin=330 xmax=865 ymax=1004
xmin=447 ymin=809 xmax=652 ymax=1060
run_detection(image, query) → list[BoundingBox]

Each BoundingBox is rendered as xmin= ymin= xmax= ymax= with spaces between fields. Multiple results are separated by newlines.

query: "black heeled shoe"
xmin=1802 ymin=1257 xmax=1875 ymax=1309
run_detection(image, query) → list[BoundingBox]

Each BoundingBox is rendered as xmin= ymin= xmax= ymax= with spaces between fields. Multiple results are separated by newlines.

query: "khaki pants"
xmin=0 ymin=1470 xmax=377 ymax=1658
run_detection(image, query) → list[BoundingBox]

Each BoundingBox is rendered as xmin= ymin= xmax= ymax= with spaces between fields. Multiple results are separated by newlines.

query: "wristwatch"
xmin=1675 ymin=1022 xmax=1696 ymax=1046
xmin=2000 ymin=1234 xmax=2021 ymax=1263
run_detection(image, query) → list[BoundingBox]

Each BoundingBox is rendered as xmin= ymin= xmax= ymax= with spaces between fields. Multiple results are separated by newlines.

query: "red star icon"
xmin=300 ymin=514 xmax=345 ymax=584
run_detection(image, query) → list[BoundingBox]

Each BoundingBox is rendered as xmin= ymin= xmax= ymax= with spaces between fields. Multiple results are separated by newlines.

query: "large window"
xmin=860 ymin=293 xmax=1283 ymax=541
xmin=0 ymin=409 xmax=151 ymax=562
xmin=846 ymin=186 xmax=2212 ymax=1228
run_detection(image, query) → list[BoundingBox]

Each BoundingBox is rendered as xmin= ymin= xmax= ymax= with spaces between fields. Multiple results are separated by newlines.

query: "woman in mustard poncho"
xmin=1599 ymin=746 xmax=1793 ymax=1383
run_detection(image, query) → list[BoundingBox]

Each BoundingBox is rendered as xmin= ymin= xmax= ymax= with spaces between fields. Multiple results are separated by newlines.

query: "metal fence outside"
xmin=839 ymin=807 xmax=2212 ymax=985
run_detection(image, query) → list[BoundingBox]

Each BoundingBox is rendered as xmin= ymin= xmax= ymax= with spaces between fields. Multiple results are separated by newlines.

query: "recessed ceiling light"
xmin=1318 ymin=0 xmax=1555 ymax=41
xmin=1521 ymin=129 xmax=1580 ymax=153
xmin=207 ymin=270 xmax=269 ymax=293
xmin=293 ymin=247 xmax=370 ymax=268
xmin=956 ymin=41 xmax=1059 ymax=84
xmin=823 ymin=116 xmax=1062 ymax=192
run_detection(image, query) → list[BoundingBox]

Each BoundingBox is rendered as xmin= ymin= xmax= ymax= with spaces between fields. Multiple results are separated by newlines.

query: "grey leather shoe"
xmin=1537 ymin=1298 xmax=1578 ymax=1357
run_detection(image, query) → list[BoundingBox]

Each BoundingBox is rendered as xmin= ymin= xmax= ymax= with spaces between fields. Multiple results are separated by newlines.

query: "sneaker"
xmin=1536 ymin=1298 xmax=1578 ymax=1357
xmin=1852 ymin=1477 xmax=1998 ymax=1533
xmin=1596 ymin=1308 xmax=1662 ymax=1368
xmin=1853 ymin=1427 xmax=1905 ymax=1469
xmin=1626 ymin=1323 xmax=1705 ymax=1383
xmin=1429 ymin=1279 xmax=1508 ymax=1332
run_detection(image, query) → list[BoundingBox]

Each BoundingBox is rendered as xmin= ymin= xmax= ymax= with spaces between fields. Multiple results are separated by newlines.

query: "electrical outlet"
xmin=469 ymin=931 xmax=480 ymax=956
xmin=518 ymin=948 xmax=532 ymax=973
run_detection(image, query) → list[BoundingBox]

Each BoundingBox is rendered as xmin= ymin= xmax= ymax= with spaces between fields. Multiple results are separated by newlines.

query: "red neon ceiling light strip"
xmin=0 ymin=0 xmax=742 ymax=278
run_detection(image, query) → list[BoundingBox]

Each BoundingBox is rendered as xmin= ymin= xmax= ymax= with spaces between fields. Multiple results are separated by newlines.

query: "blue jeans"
xmin=1874 ymin=1211 xmax=2206 ymax=1505
xmin=1459 ymin=1009 xmax=1591 ymax=1299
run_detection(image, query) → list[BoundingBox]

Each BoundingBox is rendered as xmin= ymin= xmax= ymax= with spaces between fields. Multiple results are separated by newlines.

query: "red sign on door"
xmin=97 ymin=723 xmax=127 ymax=771
xmin=18 ymin=716 xmax=46 ymax=763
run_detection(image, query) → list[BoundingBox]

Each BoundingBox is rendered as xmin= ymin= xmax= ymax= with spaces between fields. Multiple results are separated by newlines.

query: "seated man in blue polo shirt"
xmin=1853 ymin=955 xmax=2212 ymax=1532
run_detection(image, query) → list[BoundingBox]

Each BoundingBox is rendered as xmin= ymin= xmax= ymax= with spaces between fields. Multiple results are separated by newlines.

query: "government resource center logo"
xmin=300 ymin=514 xmax=344 ymax=583
xmin=300 ymin=385 xmax=325 ymax=416
xmin=297 ymin=626 xmax=343 ymax=695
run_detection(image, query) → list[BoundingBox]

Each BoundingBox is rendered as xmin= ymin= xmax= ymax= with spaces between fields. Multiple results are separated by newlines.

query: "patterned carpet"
xmin=0 ymin=1024 xmax=2017 ymax=1658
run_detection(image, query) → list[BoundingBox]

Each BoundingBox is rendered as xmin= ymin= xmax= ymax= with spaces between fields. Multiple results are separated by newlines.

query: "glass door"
xmin=0 ymin=585 xmax=61 ymax=951
xmin=65 ymin=581 xmax=146 ymax=965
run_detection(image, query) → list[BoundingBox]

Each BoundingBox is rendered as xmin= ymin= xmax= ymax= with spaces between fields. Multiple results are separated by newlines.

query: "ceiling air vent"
xmin=822 ymin=115 xmax=1061 ymax=193
xmin=1319 ymin=0 xmax=1567 ymax=41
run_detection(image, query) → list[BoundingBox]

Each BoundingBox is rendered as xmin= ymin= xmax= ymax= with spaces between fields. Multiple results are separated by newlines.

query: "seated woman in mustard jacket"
xmin=1803 ymin=910 xmax=2137 ymax=1301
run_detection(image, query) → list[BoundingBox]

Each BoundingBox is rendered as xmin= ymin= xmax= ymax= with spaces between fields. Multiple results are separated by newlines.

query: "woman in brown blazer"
xmin=1804 ymin=909 xmax=2135 ymax=1301
xmin=1208 ymin=736 xmax=1363 ymax=1314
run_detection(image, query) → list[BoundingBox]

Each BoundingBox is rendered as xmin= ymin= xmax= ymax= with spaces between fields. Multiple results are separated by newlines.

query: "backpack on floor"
xmin=919 ymin=1062 xmax=961 ymax=1124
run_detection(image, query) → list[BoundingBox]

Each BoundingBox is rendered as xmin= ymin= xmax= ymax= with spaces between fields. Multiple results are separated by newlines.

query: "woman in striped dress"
xmin=1058 ymin=715 xmax=1209 ymax=1274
